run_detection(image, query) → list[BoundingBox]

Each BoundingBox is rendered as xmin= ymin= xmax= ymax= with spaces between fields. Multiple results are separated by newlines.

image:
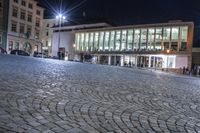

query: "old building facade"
xmin=6 ymin=0 xmax=44 ymax=55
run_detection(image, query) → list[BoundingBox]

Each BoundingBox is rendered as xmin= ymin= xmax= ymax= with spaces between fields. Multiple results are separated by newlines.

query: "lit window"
xmin=85 ymin=33 xmax=89 ymax=51
xmin=148 ymin=28 xmax=155 ymax=50
xmin=99 ymin=32 xmax=104 ymax=51
xmin=115 ymin=31 xmax=121 ymax=51
xmin=133 ymin=29 xmax=140 ymax=50
xmin=155 ymin=28 xmax=163 ymax=50
xmin=94 ymin=32 xmax=99 ymax=51
xmin=171 ymin=27 xmax=179 ymax=40
xmin=140 ymin=29 xmax=147 ymax=49
xmin=180 ymin=26 xmax=188 ymax=51
xmin=104 ymin=32 xmax=110 ymax=51
xmin=75 ymin=34 xmax=80 ymax=51
xmin=109 ymin=31 xmax=115 ymax=51
xmin=127 ymin=30 xmax=133 ymax=50
xmin=121 ymin=30 xmax=127 ymax=51
xmin=89 ymin=33 xmax=94 ymax=51
xmin=163 ymin=27 xmax=171 ymax=50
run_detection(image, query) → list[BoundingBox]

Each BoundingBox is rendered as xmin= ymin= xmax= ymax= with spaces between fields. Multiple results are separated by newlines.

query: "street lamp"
xmin=56 ymin=14 xmax=66 ymax=59
xmin=166 ymin=49 xmax=170 ymax=72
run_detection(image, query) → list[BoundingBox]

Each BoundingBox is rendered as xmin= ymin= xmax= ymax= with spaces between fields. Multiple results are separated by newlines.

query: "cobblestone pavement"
xmin=0 ymin=55 xmax=200 ymax=133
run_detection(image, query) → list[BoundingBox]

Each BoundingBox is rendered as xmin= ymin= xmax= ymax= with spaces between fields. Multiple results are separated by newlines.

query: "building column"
xmin=97 ymin=55 xmax=101 ymax=64
xmin=153 ymin=56 xmax=156 ymax=68
xmin=120 ymin=55 xmax=125 ymax=66
xmin=114 ymin=56 xmax=117 ymax=66
xmin=108 ymin=55 xmax=111 ymax=65
xmin=148 ymin=56 xmax=151 ymax=68
xmin=135 ymin=55 xmax=137 ymax=68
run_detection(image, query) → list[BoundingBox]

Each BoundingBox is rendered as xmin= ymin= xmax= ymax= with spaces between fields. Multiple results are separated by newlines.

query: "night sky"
xmin=38 ymin=0 xmax=200 ymax=47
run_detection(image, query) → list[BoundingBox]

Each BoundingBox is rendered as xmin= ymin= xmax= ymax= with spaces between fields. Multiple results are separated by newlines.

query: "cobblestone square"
xmin=0 ymin=55 xmax=200 ymax=133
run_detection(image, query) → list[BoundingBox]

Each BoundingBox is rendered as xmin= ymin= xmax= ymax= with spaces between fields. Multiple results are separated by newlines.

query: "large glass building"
xmin=74 ymin=21 xmax=194 ymax=70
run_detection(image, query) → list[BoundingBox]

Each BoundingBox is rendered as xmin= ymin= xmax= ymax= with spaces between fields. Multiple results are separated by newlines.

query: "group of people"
xmin=57 ymin=52 xmax=65 ymax=60
xmin=182 ymin=66 xmax=191 ymax=75
xmin=181 ymin=65 xmax=200 ymax=76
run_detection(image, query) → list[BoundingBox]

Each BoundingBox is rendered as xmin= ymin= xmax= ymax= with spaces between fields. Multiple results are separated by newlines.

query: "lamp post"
xmin=73 ymin=43 xmax=76 ymax=60
xmin=56 ymin=14 xmax=66 ymax=59
xmin=166 ymin=49 xmax=170 ymax=72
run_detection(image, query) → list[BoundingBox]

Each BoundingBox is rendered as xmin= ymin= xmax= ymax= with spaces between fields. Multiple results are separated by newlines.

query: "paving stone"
xmin=0 ymin=55 xmax=200 ymax=133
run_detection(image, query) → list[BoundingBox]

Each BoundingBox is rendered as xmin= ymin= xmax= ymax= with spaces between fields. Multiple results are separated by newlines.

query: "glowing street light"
xmin=166 ymin=49 xmax=170 ymax=72
xmin=56 ymin=13 xmax=66 ymax=60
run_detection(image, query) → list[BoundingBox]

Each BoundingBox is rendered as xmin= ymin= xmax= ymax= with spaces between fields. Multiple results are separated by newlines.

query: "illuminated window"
xmin=163 ymin=27 xmax=170 ymax=50
xmin=115 ymin=31 xmax=121 ymax=50
xmin=80 ymin=33 xmax=84 ymax=51
xmin=140 ymin=29 xmax=147 ymax=49
xmin=99 ymin=32 xmax=104 ymax=50
xmin=133 ymin=29 xmax=140 ymax=50
xmin=155 ymin=28 xmax=163 ymax=50
xmin=85 ymin=33 xmax=89 ymax=51
xmin=171 ymin=27 xmax=179 ymax=51
xmin=121 ymin=30 xmax=127 ymax=51
xmin=94 ymin=32 xmax=99 ymax=51
xmin=75 ymin=34 xmax=80 ymax=51
xmin=127 ymin=30 xmax=133 ymax=50
xmin=148 ymin=28 xmax=155 ymax=50
xmin=171 ymin=27 xmax=179 ymax=40
xmin=104 ymin=31 xmax=110 ymax=51
xmin=109 ymin=31 xmax=115 ymax=51
xmin=180 ymin=26 xmax=188 ymax=51
xmin=89 ymin=33 xmax=94 ymax=51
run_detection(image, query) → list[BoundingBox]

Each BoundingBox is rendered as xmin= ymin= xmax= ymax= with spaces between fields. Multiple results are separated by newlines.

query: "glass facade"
xmin=75 ymin=25 xmax=189 ymax=52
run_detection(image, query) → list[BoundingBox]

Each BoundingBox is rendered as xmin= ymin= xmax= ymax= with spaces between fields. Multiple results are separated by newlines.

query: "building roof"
xmin=52 ymin=18 xmax=115 ymax=31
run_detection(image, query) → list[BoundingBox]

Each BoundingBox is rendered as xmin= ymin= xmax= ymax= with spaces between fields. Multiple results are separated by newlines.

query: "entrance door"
xmin=58 ymin=47 xmax=65 ymax=60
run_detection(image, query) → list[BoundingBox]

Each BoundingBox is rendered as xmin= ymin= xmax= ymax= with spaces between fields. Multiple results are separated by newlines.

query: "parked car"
xmin=33 ymin=52 xmax=48 ymax=58
xmin=10 ymin=50 xmax=30 ymax=56
xmin=0 ymin=47 xmax=7 ymax=54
